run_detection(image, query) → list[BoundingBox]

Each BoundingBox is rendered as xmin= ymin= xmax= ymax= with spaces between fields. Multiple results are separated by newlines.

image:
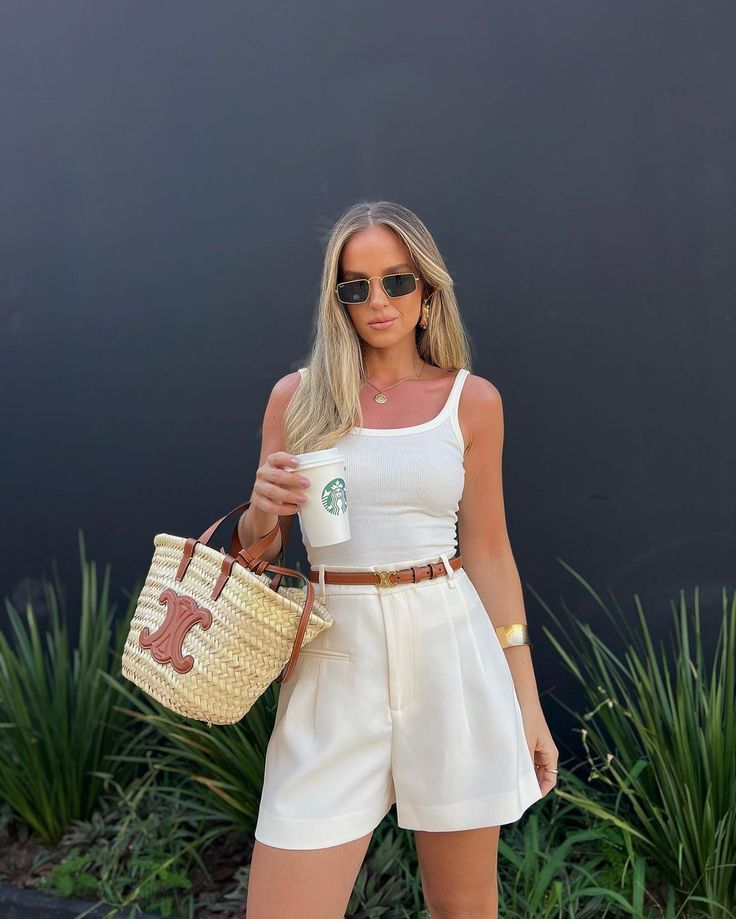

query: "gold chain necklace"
xmin=364 ymin=361 xmax=426 ymax=404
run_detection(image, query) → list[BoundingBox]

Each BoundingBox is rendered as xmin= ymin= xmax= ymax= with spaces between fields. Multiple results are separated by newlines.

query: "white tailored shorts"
xmin=254 ymin=553 xmax=545 ymax=850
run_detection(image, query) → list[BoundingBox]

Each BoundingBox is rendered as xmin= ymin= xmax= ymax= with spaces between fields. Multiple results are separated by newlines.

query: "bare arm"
xmin=457 ymin=375 xmax=542 ymax=714
xmin=236 ymin=370 xmax=307 ymax=563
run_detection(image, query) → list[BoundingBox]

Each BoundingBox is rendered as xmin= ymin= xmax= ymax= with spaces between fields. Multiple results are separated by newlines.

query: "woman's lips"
xmin=368 ymin=318 xmax=396 ymax=330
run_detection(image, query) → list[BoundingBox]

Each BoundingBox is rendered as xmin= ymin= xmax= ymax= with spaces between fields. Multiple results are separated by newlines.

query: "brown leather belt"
xmin=307 ymin=554 xmax=463 ymax=588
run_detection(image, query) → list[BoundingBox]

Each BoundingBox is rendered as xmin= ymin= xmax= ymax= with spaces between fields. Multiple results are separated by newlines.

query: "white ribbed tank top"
xmin=297 ymin=367 xmax=470 ymax=570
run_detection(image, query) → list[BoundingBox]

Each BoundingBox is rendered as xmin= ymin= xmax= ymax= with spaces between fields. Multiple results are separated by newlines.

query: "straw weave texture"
xmin=122 ymin=534 xmax=333 ymax=724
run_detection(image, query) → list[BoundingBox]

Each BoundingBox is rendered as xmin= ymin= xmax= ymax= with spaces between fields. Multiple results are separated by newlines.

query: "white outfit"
xmin=254 ymin=367 xmax=544 ymax=849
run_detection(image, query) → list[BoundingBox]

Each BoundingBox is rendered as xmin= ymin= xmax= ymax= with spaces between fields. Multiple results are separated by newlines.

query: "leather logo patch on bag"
xmin=139 ymin=587 xmax=213 ymax=674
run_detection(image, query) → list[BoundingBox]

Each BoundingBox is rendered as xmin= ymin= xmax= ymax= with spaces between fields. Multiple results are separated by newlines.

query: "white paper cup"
xmin=288 ymin=447 xmax=350 ymax=547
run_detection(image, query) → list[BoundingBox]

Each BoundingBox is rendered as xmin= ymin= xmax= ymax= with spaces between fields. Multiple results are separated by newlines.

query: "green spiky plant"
xmin=0 ymin=533 xmax=146 ymax=844
xmin=528 ymin=563 xmax=735 ymax=918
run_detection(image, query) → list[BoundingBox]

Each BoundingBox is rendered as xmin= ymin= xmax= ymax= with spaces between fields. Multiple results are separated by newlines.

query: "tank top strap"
xmin=446 ymin=367 xmax=470 ymax=450
xmin=446 ymin=367 xmax=470 ymax=413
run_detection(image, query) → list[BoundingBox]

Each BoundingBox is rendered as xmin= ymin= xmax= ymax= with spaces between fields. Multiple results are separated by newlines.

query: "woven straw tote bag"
xmin=121 ymin=500 xmax=334 ymax=725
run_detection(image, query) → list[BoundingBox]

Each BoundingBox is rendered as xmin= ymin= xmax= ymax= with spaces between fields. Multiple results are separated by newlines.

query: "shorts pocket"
xmin=298 ymin=646 xmax=352 ymax=662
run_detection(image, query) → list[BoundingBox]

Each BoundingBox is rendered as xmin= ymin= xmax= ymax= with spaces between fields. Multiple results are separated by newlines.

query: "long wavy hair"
xmin=284 ymin=200 xmax=473 ymax=454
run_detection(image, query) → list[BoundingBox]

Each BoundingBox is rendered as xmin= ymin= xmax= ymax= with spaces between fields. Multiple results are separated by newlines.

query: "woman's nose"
xmin=366 ymin=277 xmax=388 ymax=306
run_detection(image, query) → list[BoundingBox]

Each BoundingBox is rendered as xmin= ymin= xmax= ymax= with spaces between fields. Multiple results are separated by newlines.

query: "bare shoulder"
xmin=257 ymin=370 xmax=305 ymax=459
xmin=266 ymin=369 xmax=304 ymax=411
xmin=457 ymin=372 xmax=503 ymax=454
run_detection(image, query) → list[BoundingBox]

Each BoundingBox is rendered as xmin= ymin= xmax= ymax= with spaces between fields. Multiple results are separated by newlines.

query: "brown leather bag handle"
xmin=229 ymin=501 xmax=292 ymax=561
xmin=195 ymin=501 xmax=313 ymax=683
xmin=200 ymin=501 xmax=290 ymax=561
xmin=199 ymin=500 xmax=291 ymax=588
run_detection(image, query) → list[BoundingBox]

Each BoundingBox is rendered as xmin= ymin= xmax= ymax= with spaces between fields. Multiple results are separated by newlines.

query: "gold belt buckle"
xmin=375 ymin=569 xmax=400 ymax=587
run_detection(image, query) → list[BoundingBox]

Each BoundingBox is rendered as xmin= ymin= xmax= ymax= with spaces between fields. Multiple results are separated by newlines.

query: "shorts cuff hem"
xmin=396 ymin=770 xmax=544 ymax=831
xmin=254 ymin=794 xmax=395 ymax=850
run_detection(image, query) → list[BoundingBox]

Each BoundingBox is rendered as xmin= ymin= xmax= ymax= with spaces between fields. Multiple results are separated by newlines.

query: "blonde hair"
xmin=284 ymin=200 xmax=473 ymax=454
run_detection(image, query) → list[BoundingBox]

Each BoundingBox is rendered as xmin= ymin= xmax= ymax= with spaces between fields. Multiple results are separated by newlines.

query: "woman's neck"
xmin=361 ymin=345 xmax=426 ymax=383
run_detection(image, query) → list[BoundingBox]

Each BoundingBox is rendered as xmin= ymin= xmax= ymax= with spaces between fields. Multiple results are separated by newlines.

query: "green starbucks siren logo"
xmin=321 ymin=477 xmax=348 ymax=516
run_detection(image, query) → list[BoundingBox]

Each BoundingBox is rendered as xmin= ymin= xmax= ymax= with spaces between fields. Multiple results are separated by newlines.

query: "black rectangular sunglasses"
xmin=335 ymin=272 xmax=420 ymax=305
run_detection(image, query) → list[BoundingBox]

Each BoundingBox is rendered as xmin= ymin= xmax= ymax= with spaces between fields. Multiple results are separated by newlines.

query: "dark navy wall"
xmin=2 ymin=1 xmax=734 ymax=749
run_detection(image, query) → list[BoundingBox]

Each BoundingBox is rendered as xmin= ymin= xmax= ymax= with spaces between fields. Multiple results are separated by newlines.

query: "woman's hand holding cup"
xmin=252 ymin=451 xmax=311 ymax=517
xmin=246 ymin=447 xmax=349 ymax=550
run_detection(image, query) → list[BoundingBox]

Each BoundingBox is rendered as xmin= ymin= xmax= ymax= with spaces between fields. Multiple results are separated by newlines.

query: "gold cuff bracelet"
xmin=495 ymin=623 xmax=532 ymax=649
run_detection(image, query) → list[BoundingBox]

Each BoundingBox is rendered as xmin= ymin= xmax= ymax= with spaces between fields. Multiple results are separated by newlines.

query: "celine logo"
xmin=139 ymin=587 xmax=213 ymax=674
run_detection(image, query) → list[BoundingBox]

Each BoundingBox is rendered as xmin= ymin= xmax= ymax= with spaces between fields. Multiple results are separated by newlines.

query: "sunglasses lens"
xmin=337 ymin=280 xmax=369 ymax=303
xmin=383 ymin=273 xmax=416 ymax=297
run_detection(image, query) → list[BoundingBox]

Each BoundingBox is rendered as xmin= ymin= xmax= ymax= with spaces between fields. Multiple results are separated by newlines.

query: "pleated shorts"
xmin=254 ymin=553 xmax=544 ymax=850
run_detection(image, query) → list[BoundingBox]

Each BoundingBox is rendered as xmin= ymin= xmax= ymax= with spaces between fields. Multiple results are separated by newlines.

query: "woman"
xmin=242 ymin=201 xmax=558 ymax=919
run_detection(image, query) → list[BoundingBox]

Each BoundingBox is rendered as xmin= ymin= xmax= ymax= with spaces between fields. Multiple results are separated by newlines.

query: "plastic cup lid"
xmin=292 ymin=447 xmax=345 ymax=469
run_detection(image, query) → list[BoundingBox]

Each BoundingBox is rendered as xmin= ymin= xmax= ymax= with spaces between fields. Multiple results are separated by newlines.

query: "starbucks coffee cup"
xmin=288 ymin=447 xmax=350 ymax=547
